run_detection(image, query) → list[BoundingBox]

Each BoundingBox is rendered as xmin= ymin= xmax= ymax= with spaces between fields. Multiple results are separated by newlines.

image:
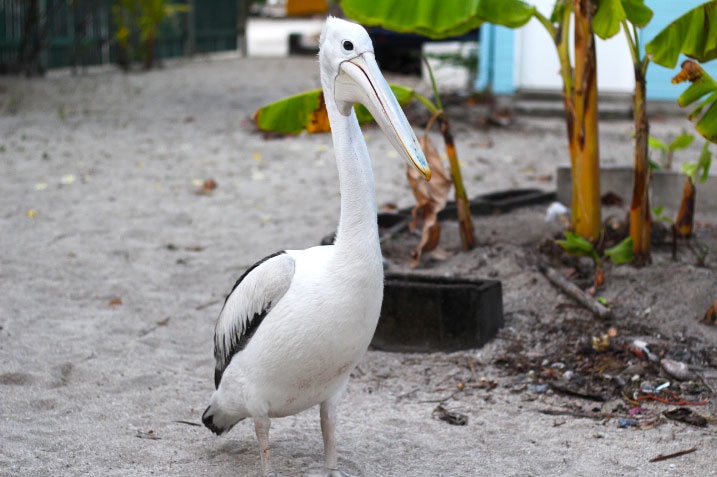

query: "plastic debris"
xmin=529 ymin=384 xmax=549 ymax=394
xmin=639 ymin=381 xmax=655 ymax=394
xmin=629 ymin=339 xmax=658 ymax=362
xmin=618 ymin=418 xmax=639 ymax=428
xmin=545 ymin=201 xmax=569 ymax=224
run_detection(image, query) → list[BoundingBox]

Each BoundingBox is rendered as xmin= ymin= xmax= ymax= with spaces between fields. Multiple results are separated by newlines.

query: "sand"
xmin=1 ymin=53 xmax=716 ymax=477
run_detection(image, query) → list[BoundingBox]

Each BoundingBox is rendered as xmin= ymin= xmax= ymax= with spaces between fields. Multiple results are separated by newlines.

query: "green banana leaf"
xmin=604 ymin=237 xmax=634 ymax=264
xmin=548 ymin=0 xmax=570 ymax=24
xmin=556 ymin=231 xmax=599 ymax=260
xmin=340 ymin=0 xmax=535 ymax=39
xmin=681 ymin=142 xmax=713 ymax=183
xmin=593 ymin=0 xmax=653 ymax=39
xmin=473 ymin=0 xmax=536 ymax=29
xmin=253 ymin=84 xmax=418 ymax=134
xmin=673 ymin=60 xmax=717 ymax=143
xmin=644 ymin=1 xmax=717 ymax=68
xmin=669 ymin=132 xmax=696 ymax=151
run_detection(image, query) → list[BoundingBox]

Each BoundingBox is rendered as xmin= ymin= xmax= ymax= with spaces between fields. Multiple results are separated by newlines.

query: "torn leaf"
xmin=407 ymin=135 xmax=452 ymax=267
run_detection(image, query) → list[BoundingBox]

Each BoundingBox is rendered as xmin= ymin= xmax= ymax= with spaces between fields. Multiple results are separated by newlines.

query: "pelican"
xmin=202 ymin=17 xmax=430 ymax=476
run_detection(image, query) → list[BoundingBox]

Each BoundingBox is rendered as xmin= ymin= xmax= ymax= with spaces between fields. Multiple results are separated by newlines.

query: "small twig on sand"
xmin=539 ymin=264 xmax=612 ymax=319
xmin=649 ymin=447 xmax=698 ymax=463
xmin=174 ymin=420 xmax=202 ymax=427
xmin=196 ymin=298 xmax=222 ymax=311
xmin=419 ymin=389 xmax=462 ymax=404
xmin=396 ymin=387 xmax=420 ymax=400
xmin=537 ymin=408 xmax=614 ymax=420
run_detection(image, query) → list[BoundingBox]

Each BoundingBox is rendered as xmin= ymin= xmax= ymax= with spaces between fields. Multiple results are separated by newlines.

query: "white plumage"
xmin=202 ymin=17 xmax=430 ymax=477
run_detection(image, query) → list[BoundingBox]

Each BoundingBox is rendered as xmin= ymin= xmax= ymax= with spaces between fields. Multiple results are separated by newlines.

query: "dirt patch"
xmin=378 ymin=201 xmax=717 ymax=423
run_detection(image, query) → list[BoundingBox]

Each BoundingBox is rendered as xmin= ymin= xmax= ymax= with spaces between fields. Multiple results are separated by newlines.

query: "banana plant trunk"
xmin=571 ymin=0 xmax=602 ymax=243
xmin=629 ymin=69 xmax=652 ymax=264
xmin=674 ymin=177 xmax=696 ymax=237
xmin=438 ymin=114 xmax=476 ymax=250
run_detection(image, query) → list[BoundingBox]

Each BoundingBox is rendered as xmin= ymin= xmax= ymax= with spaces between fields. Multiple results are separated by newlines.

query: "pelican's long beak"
xmin=335 ymin=53 xmax=431 ymax=181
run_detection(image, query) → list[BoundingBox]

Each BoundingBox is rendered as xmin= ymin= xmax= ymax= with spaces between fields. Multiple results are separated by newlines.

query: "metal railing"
xmin=0 ymin=0 xmax=242 ymax=74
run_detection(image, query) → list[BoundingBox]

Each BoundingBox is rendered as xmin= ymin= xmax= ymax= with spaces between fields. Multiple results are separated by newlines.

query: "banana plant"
xmin=670 ymin=59 xmax=717 ymax=144
xmin=645 ymin=1 xmax=717 ymax=144
xmin=591 ymin=0 xmax=653 ymax=264
xmin=648 ymin=132 xmax=694 ymax=170
xmin=668 ymin=61 xmax=716 ymax=238
xmin=556 ymin=231 xmax=633 ymax=288
xmin=419 ymin=58 xmax=476 ymax=251
xmin=675 ymin=142 xmax=712 ymax=237
xmin=644 ymin=2 xmax=717 ymax=253
xmin=589 ymin=0 xmax=717 ymax=264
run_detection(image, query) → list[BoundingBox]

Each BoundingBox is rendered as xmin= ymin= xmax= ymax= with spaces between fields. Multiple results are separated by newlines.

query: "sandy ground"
xmin=1 ymin=53 xmax=717 ymax=477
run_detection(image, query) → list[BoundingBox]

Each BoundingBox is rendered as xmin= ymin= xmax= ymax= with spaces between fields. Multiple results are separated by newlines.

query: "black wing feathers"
xmin=212 ymin=250 xmax=294 ymax=388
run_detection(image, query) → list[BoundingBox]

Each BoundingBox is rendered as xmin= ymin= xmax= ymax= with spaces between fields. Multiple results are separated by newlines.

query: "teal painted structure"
xmin=476 ymin=24 xmax=514 ymax=94
xmin=476 ymin=1 xmax=717 ymax=101
xmin=0 ymin=0 xmax=240 ymax=72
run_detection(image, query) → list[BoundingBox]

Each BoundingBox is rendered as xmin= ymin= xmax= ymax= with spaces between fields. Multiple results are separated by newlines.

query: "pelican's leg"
xmin=320 ymin=396 xmax=352 ymax=477
xmin=254 ymin=416 xmax=275 ymax=477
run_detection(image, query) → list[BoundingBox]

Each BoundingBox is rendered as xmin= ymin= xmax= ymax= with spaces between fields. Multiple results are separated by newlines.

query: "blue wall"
xmin=477 ymin=24 xmax=516 ymax=94
xmin=476 ymin=1 xmax=717 ymax=101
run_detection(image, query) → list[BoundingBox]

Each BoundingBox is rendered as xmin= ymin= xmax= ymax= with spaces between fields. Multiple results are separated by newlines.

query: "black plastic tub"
xmin=373 ymin=273 xmax=504 ymax=352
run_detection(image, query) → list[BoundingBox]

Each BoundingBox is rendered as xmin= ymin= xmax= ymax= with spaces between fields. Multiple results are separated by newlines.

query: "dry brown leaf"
xmin=406 ymin=136 xmax=452 ymax=267
xmin=702 ymin=300 xmax=717 ymax=326
xmin=195 ymin=178 xmax=217 ymax=195
xmin=136 ymin=429 xmax=161 ymax=440
xmin=307 ymin=92 xmax=331 ymax=133
xmin=410 ymin=222 xmax=441 ymax=268
xmin=408 ymin=136 xmax=452 ymax=216
xmin=672 ymin=60 xmax=703 ymax=84
xmin=108 ymin=298 xmax=123 ymax=306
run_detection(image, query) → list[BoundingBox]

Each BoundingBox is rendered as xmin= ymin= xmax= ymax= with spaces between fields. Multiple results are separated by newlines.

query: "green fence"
xmin=0 ymin=0 xmax=241 ymax=73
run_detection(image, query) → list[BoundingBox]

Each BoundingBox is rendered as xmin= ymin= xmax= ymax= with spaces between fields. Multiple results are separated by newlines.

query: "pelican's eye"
xmin=342 ymin=40 xmax=354 ymax=52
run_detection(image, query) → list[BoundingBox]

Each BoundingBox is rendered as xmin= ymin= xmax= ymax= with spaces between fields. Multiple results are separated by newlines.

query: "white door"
xmin=514 ymin=0 xmax=635 ymax=94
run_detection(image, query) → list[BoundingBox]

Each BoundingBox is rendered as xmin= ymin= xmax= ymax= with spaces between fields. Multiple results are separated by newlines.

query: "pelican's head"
xmin=319 ymin=17 xmax=431 ymax=181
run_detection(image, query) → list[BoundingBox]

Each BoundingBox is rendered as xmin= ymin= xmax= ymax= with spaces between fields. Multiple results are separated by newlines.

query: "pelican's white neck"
xmin=323 ymin=92 xmax=380 ymax=255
